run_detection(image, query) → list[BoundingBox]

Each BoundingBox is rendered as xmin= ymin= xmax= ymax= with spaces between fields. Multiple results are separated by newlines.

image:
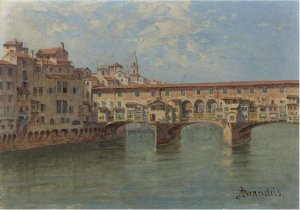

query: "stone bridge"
xmin=103 ymin=119 xmax=282 ymax=146
xmin=0 ymin=119 xmax=288 ymax=153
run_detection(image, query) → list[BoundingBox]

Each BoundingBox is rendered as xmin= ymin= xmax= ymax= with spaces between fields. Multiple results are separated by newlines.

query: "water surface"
xmin=0 ymin=123 xmax=298 ymax=208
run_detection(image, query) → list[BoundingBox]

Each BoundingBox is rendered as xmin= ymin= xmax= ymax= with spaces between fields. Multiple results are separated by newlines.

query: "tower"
xmin=130 ymin=50 xmax=138 ymax=75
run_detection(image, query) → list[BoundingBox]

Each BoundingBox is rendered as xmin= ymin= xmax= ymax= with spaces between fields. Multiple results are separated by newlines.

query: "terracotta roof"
xmin=104 ymin=76 xmax=119 ymax=81
xmin=0 ymin=60 xmax=14 ymax=65
xmin=45 ymin=73 xmax=77 ymax=80
xmin=93 ymin=80 xmax=299 ymax=92
xmin=11 ymin=51 xmax=31 ymax=59
xmin=3 ymin=40 xmax=23 ymax=46
xmin=110 ymin=63 xmax=123 ymax=68
xmin=84 ymin=75 xmax=99 ymax=81
xmin=75 ymin=67 xmax=91 ymax=72
xmin=17 ymin=87 xmax=30 ymax=93
xmin=36 ymin=48 xmax=60 ymax=55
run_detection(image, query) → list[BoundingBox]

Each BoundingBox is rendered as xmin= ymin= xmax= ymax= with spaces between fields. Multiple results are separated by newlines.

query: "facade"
xmin=0 ymin=40 xmax=97 ymax=134
xmin=0 ymin=60 xmax=18 ymax=135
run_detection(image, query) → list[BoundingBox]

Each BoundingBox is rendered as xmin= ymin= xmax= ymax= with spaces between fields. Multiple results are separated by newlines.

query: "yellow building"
xmin=0 ymin=60 xmax=18 ymax=135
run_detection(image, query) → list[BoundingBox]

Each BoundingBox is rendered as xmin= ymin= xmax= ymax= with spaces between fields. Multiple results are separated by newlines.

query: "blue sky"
xmin=0 ymin=1 xmax=298 ymax=82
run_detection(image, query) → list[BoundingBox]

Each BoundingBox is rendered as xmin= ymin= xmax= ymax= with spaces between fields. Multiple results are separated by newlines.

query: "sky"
xmin=0 ymin=0 xmax=298 ymax=83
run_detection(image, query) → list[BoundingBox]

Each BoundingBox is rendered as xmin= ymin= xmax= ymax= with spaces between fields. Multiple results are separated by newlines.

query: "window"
xmin=110 ymin=101 xmax=114 ymax=108
xmin=72 ymin=87 xmax=77 ymax=94
xmin=223 ymin=88 xmax=227 ymax=94
xmin=56 ymin=100 xmax=68 ymax=113
xmin=69 ymin=106 xmax=73 ymax=113
xmin=117 ymin=101 xmax=122 ymax=108
xmin=49 ymin=67 xmax=53 ymax=73
xmin=23 ymin=71 xmax=28 ymax=80
xmin=209 ymin=88 xmax=214 ymax=95
xmin=165 ymin=90 xmax=169 ymax=96
xmin=181 ymin=90 xmax=185 ymax=96
xmin=40 ymin=104 xmax=46 ymax=112
xmin=98 ymin=92 xmax=101 ymax=97
xmin=280 ymin=86 xmax=284 ymax=93
xmin=7 ymin=82 xmax=12 ymax=90
xmin=237 ymin=88 xmax=242 ymax=94
xmin=0 ymin=82 xmax=3 ymax=89
xmin=118 ymin=92 xmax=122 ymax=97
xmin=135 ymin=91 xmax=140 ymax=97
xmin=101 ymin=101 xmax=106 ymax=107
xmin=196 ymin=90 xmax=200 ymax=95
xmin=40 ymin=116 xmax=45 ymax=124
xmin=57 ymin=81 xmax=68 ymax=93
xmin=8 ymin=68 xmax=13 ymax=76
xmin=58 ymin=68 xmax=62 ymax=73
xmin=250 ymin=87 xmax=254 ymax=94
xmin=33 ymin=88 xmax=38 ymax=96
xmin=38 ymin=87 xmax=43 ymax=96
xmin=48 ymin=88 xmax=53 ymax=94
xmin=8 ymin=95 xmax=13 ymax=103
xmin=151 ymin=90 xmax=156 ymax=97
xmin=22 ymin=82 xmax=28 ymax=88
xmin=262 ymin=87 xmax=268 ymax=93
xmin=22 ymin=60 xmax=27 ymax=67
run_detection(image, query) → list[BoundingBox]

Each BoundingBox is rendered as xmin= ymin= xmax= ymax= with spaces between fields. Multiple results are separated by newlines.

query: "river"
xmin=0 ymin=123 xmax=298 ymax=208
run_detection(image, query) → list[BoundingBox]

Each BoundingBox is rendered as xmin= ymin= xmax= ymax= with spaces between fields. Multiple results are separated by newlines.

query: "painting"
xmin=0 ymin=0 xmax=299 ymax=209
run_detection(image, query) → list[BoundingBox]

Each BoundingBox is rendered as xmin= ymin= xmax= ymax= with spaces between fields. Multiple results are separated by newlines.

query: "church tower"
xmin=130 ymin=50 xmax=139 ymax=75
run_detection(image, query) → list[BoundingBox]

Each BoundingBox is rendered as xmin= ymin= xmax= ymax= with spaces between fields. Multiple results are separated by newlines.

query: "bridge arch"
xmin=194 ymin=99 xmax=205 ymax=113
xmin=181 ymin=100 xmax=193 ymax=119
xmin=206 ymin=99 xmax=217 ymax=113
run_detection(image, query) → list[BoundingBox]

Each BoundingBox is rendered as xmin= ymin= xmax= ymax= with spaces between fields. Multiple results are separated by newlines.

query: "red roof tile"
xmin=11 ymin=51 xmax=31 ymax=59
xmin=36 ymin=48 xmax=60 ymax=55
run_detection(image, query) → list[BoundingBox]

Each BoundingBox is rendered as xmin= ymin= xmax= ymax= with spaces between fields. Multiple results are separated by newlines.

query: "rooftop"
xmin=93 ymin=80 xmax=299 ymax=91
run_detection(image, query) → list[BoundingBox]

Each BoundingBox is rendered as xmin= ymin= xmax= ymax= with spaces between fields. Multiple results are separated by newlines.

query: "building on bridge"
xmin=92 ymin=80 xmax=299 ymax=124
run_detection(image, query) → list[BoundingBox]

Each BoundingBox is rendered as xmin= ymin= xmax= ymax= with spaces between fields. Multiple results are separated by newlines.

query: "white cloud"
xmin=88 ymin=19 xmax=104 ymax=28
xmin=185 ymin=40 xmax=197 ymax=53
xmin=258 ymin=22 xmax=269 ymax=28
xmin=49 ymin=22 xmax=77 ymax=34
xmin=218 ymin=16 xmax=227 ymax=21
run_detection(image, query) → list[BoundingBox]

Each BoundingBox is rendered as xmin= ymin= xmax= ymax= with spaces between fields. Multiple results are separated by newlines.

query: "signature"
xmin=236 ymin=186 xmax=283 ymax=200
